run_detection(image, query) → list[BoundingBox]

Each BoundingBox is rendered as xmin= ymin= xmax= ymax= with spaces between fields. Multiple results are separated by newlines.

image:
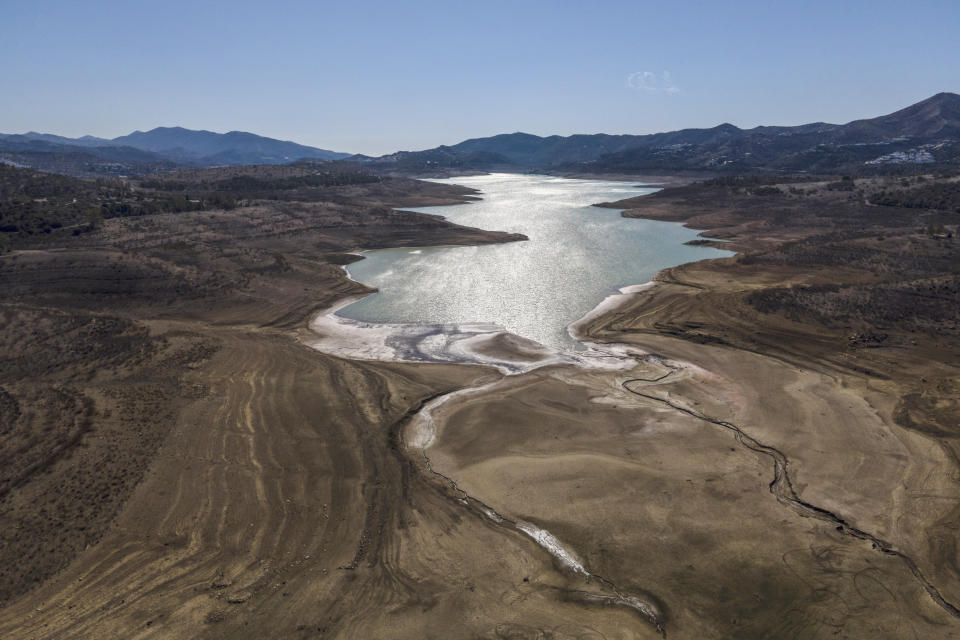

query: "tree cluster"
xmin=870 ymin=181 xmax=960 ymax=213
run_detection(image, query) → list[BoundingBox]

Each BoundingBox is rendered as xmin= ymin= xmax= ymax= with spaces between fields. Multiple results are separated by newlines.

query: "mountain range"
xmin=0 ymin=127 xmax=349 ymax=176
xmin=356 ymin=92 xmax=960 ymax=174
xmin=2 ymin=92 xmax=959 ymax=177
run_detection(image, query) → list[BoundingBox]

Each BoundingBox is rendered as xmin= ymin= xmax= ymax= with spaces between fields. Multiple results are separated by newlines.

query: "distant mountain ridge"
xmin=110 ymin=127 xmax=350 ymax=164
xmin=0 ymin=127 xmax=350 ymax=175
xmin=356 ymin=92 xmax=960 ymax=174
xmin=837 ymin=92 xmax=960 ymax=140
xmin=3 ymin=92 xmax=959 ymax=177
xmin=14 ymin=132 xmax=112 ymax=147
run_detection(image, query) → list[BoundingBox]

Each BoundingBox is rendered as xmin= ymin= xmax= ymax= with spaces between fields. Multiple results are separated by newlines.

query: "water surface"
xmin=340 ymin=173 xmax=731 ymax=350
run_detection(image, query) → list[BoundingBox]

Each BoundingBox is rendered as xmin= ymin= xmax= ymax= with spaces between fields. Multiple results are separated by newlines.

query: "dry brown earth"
xmin=2 ymin=174 xmax=959 ymax=638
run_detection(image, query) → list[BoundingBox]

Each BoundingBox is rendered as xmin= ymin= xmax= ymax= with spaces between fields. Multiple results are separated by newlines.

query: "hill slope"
xmin=0 ymin=127 xmax=350 ymax=175
xmin=111 ymin=127 xmax=350 ymax=164
xmin=356 ymin=92 xmax=960 ymax=174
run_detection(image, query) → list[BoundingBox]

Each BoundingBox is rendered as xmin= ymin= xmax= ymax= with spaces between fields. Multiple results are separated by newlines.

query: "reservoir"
xmin=338 ymin=173 xmax=731 ymax=351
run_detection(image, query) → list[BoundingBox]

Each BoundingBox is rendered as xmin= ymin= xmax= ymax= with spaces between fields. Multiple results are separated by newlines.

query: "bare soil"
xmin=409 ymin=175 xmax=960 ymax=638
xmin=2 ymin=172 xmax=960 ymax=638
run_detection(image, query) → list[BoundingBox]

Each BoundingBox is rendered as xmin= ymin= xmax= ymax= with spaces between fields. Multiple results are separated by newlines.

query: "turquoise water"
xmin=339 ymin=173 xmax=731 ymax=350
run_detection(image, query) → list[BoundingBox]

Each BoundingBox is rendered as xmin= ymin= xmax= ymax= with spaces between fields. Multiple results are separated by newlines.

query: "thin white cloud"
xmin=626 ymin=71 xmax=680 ymax=94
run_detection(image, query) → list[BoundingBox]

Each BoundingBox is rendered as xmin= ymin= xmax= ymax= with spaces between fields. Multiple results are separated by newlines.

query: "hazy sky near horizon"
xmin=2 ymin=0 xmax=959 ymax=156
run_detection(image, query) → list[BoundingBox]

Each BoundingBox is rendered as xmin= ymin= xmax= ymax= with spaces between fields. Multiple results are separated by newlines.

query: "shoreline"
xmin=303 ymin=175 xmax=716 ymax=374
xmin=7 ymin=165 xmax=960 ymax=637
xmin=302 ymin=174 xmax=960 ymax=635
xmin=304 ymin=266 xmax=659 ymax=375
xmin=300 ymin=182 xmax=725 ymax=550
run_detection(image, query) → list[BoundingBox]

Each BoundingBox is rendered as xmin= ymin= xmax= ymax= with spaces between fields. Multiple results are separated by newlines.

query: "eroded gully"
xmin=398 ymin=350 xmax=960 ymax=639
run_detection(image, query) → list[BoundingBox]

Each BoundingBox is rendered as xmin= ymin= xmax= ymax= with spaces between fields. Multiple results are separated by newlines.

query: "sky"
xmin=2 ymin=0 xmax=959 ymax=156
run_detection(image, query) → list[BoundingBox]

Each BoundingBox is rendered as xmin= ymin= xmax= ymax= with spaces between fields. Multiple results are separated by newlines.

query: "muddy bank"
xmin=4 ymin=170 xmax=959 ymax=639
xmin=387 ymin=176 xmax=960 ymax=638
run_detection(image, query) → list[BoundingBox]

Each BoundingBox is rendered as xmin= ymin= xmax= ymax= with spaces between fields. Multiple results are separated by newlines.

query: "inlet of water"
xmin=337 ymin=173 xmax=730 ymax=351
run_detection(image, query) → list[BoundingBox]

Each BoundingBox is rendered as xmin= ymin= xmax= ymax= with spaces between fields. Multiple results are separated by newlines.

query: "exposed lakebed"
xmin=335 ymin=173 xmax=731 ymax=352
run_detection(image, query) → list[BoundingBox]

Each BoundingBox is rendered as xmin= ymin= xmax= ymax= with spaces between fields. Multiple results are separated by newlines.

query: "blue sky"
xmin=2 ymin=0 xmax=958 ymax=155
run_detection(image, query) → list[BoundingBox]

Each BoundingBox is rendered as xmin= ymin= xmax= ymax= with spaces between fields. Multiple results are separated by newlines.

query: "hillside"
xmin=111 ymin=127 xmax=349 ymax=164
xmin=0 ymin=162 xmax=396 ymax=238
xmin=354 ymin=92 xmax=960 ymax=174
xmin=6 ymin=93 xmax=960 ymax=178
xmin=0 ymin=127 xmax=350 ymax=176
